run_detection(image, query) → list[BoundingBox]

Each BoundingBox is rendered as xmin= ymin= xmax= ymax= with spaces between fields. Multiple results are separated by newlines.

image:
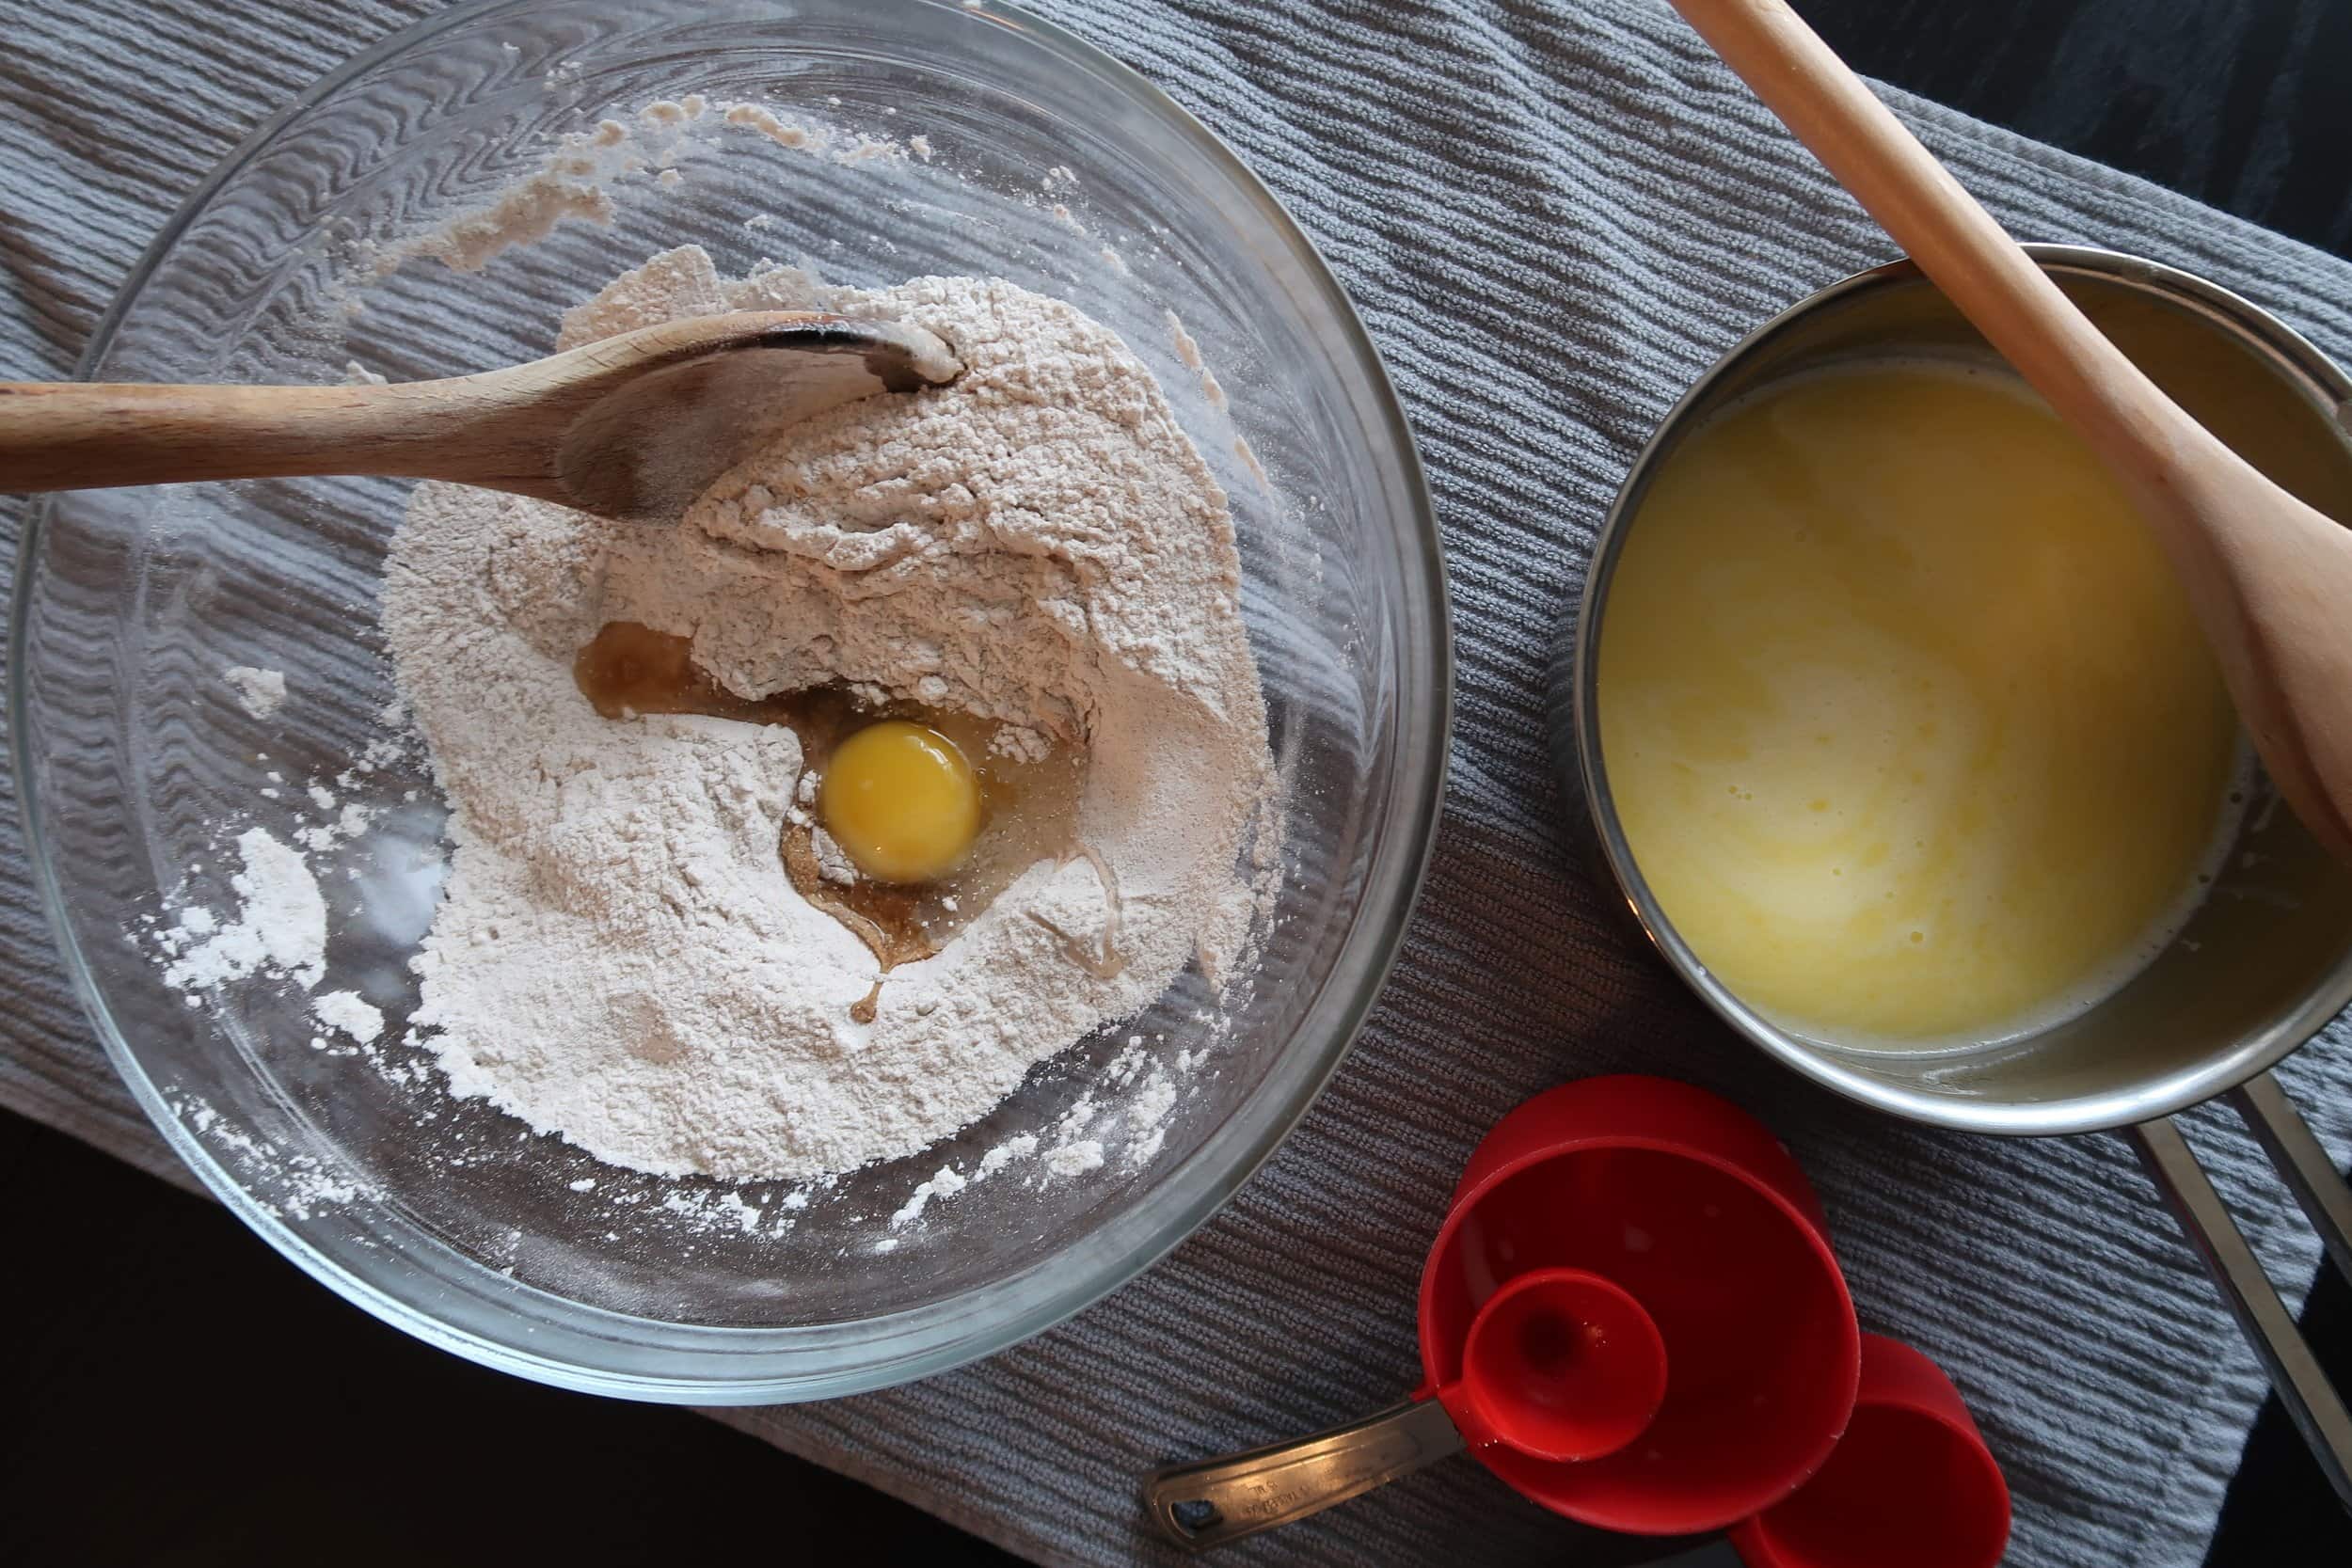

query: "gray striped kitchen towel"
xmin=5 ymin=2 xmax=2350 ymax=1564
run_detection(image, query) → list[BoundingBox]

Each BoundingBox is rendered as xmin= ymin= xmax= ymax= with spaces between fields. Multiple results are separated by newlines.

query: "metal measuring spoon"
xmin=1145 ymin=1267 xmax=1668 ymax=1551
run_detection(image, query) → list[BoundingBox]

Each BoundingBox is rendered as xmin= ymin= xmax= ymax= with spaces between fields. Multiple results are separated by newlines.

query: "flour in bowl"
xmin=159 ymin=828 xmax=327 ymax=992
xmin=381 ymin=246 xmax=1272 ymax=1181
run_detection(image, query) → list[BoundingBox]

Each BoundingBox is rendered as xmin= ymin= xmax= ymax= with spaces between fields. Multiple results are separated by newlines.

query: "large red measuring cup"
xmin=1420 ymin=1075 xmax=1862 ymax=1533
xmin=1145 ymin=1075 xmax=1860 ymax=1547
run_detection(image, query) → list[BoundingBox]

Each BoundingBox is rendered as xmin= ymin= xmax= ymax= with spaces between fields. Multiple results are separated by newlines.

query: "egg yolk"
xmin=819 ymin=721 xmax=982 ymax=884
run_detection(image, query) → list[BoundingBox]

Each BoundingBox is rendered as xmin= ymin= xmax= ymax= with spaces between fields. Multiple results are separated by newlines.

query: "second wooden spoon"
xmin=1671 ymin=0 xmax=2352 ymax=866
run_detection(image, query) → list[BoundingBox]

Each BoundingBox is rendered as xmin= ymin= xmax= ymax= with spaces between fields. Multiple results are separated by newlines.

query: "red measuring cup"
xmin=1144 ymin=1075 xmax=1861 ymax=1549
xmin=1451 ymin=1266 xmax=1670 ymax=1461
xmin=1646 ymin=1335 xmax=2012 ymax=1567
xmin=1420 ymin=1075 xmax=1861 ymax=1534
xmin=1728 ymin=1334 xmax=2010 ymax=1568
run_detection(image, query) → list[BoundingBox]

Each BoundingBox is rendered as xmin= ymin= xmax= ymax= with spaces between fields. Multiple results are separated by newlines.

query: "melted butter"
xmin=574 ymin=621 xmax=1085 ymax=970
xmin=1598 ymin=360 xmax=2244 ymax=1048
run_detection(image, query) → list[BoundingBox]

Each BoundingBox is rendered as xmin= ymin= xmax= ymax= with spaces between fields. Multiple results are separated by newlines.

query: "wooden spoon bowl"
xmin=0 ymin=310 xmax=964 ymax=521
xmin=1672 ymin=0 xmax=2352 ymax=864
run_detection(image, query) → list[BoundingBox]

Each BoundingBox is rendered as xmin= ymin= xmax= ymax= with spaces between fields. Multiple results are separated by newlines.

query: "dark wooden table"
xmin=7 ymin=1 xmax=2348 ymax=1562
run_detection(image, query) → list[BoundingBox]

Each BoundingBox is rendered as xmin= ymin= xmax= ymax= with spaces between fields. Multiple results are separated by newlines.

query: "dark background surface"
xmin=6 ymin=0 xmax=2351 ymax=1561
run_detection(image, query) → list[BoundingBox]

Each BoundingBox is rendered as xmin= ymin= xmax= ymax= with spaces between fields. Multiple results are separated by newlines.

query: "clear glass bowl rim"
xmin=11 ymin=0 xmax=1454 ymax=1401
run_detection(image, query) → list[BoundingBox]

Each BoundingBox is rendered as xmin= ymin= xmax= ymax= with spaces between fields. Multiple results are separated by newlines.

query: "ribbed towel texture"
xmin=5 ymin=3 xmax=2349 ymax=1563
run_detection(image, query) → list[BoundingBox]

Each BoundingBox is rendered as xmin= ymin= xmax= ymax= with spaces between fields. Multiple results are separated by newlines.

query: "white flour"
xmin=312 ymin=990 xmax=386 ymax=1045
xmin=160 ymin=828 xmax=327 ymax=991
xmin=171 ymin=1094 xmax=380 ymax=1223
xmin=381 ymin=247 xmax=1271 ymax=1182
xmin=1044 ymin=1139 xmax=1106 ymax=1179
xmin=223 ymin=665 xmax=286 ymax=718
xmin=363 ymin=93 xmax=906 ymax=279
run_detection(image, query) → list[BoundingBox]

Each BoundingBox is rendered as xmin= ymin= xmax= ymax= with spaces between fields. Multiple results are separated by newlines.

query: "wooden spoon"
xmin=0 ymin=311 xmax=963 ymax=522
xmin=1670 ymin=0 xmax=2352 ymax=865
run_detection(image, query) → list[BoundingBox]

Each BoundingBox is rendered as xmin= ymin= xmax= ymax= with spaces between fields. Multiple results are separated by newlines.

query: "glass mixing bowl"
xmin=12 ymin=0 xmax=1448 ymax=1400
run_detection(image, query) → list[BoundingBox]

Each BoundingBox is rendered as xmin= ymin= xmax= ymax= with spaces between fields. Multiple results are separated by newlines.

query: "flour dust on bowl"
xmin=14 ymin=0 xmax=1448 ymax=1401
xmin=1556 ymin=245 xmax=2352 ymax=1500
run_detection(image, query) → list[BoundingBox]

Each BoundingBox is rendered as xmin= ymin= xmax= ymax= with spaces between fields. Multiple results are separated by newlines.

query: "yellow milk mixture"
xmin=1598 ymin=359 xmax=2245 ymax=1047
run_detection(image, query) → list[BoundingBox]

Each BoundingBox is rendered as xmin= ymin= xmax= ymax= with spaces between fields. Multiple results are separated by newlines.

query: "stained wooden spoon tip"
xmin=0 ymin=309 xmax=965 ymax=524
xmin=1671 ymin=0 xmax=2352 ymax=869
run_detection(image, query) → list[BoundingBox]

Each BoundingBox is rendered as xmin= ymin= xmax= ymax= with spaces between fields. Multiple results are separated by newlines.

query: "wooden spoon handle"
xmin=1669 ymin=0 xmax=2217 ymax=494
xmin=0 ymin=380 xmax=566 ymax=500
xmin=1676 ymin=0 xmax=2352 ymax=867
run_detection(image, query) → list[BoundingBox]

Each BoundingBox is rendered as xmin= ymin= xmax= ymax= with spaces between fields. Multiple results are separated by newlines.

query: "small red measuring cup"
xmin=1729 ymin=1335 xmax=2010 ymax=1568
xmin=1451 ymin=1266 xmax=1669 ymax=1461
xmin=1144 ymin=1075 xmax=1860 ymax=1548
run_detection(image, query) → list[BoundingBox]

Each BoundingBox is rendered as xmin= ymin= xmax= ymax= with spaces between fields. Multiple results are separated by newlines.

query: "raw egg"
xmin=820 ymin=720 xmax=982 ymax=884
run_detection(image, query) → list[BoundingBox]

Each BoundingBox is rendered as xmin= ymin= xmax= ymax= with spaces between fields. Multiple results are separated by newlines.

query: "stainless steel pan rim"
xmin=1555 ymin=241 xmax=2352 ymax=1508
xmin=1563 ymin=242 xmax=2352 ymax=1139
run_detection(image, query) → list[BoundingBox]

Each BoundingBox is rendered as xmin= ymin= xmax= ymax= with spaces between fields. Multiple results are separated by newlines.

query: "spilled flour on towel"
xmin=381 ymin=245 xmax=1271 ymax=1182
xmin=223 ymin=665 xmax=287 ymax=719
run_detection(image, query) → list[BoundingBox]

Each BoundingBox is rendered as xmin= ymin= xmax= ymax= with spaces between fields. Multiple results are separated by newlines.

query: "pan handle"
xmin=2129 ymin=1077 xmax=2352 ymax=1512
xmin=2227 ymin=1073 xmax=2352 ymax=1286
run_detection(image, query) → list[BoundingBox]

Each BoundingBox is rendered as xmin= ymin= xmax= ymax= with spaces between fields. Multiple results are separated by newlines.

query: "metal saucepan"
xmin=1553 ymin=244 xmax=2352 ymax=1508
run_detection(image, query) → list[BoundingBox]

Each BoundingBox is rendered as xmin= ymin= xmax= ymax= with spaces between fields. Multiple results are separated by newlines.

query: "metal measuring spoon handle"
xmin=1141 ymin=1398 xmax=1464 ymax=1551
